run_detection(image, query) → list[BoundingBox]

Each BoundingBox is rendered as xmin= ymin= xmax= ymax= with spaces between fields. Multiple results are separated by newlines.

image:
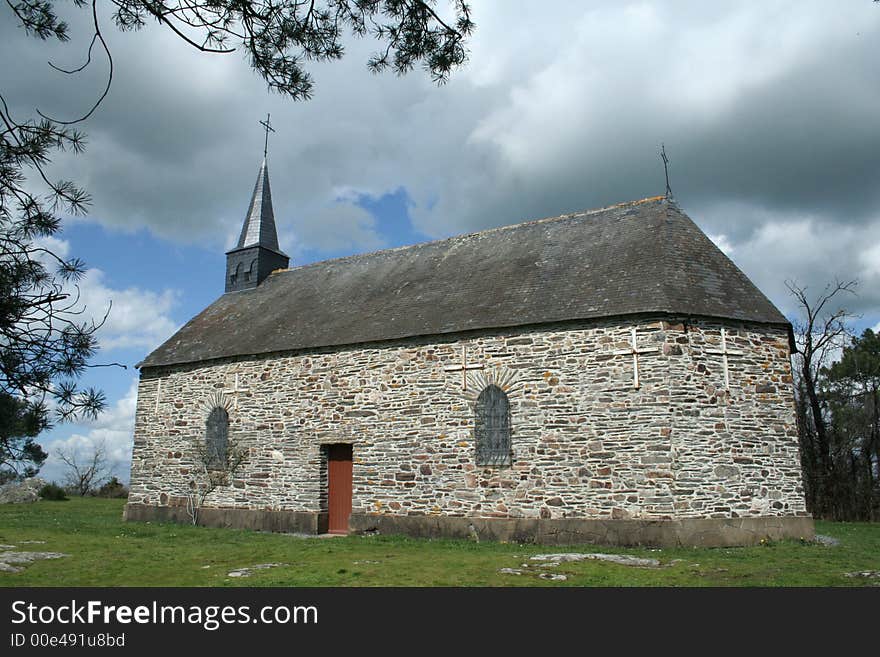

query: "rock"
xmin=815 ymin=534 xmax=841 ymax=547
xmin=539 ymin=573 xmax=567 ymax=581
xmin=844 ymin=571 xmax=880 ymax=578
xmin=713 ymin=465 xmax=739 ymax=479
xmin=226 ymin=563 xmax=286 ymax=578
xmin=499 ymin=568 xmax=523 ymax=575
xmin=0 ymin=551 xmax=68 ymax=564
xmin=531 ymin=553 xmax=660 ymax=568
xmin=0 ymin=550 xmax=69 ymax=574
xmin=0 ymin=478 xmax=46 ymax=504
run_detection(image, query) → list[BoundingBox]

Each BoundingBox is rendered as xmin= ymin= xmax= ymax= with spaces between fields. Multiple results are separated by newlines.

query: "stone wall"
xmin=127 ymin=316 xmax=808 ymax=532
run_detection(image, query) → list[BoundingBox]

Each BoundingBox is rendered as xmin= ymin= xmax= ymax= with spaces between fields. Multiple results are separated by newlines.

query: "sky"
xmin=2 ymin=1 xmax=879 ymax=485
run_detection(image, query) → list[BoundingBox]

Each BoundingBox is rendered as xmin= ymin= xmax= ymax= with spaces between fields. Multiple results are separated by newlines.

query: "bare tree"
xmin=787 ymin=279 xmax=858 ymax=516
xmin=56 ymin=440 xmax=113 ymax=496
xmin=185 ymin=434 xmax=248 ymax=526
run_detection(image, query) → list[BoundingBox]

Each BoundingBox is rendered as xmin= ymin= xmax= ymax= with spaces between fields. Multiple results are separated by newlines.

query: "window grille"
xmin=474 ymin=385 xmax=511 ymax=466
xmin=205 ymin=407 xmax=229 ymax=469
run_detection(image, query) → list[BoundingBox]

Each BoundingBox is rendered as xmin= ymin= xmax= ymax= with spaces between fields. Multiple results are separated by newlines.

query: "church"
xmin=124 ymin=157 xmax=813 ymax=547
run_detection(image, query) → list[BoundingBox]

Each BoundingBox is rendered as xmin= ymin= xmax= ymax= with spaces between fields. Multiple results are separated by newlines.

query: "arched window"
xmin=475 ymin=385 xmax=511 ymax=466
xmin=231 ymin=262 xmax=243 ymax=286
xmin=244 ymin=259 xmax=256 ymax=282
xmin=205 ymin=407 xmax=229 ymax=469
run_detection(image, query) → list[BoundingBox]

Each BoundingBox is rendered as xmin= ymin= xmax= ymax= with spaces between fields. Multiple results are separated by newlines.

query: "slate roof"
xmin=230 ymin=158 xmax=286 ymax=256
xmin=140 ymin=196 xmax=789 ymax=368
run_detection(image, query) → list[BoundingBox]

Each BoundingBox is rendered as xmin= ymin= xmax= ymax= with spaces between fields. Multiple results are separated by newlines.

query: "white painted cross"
xmin=612 ymin=328 xmax=658 ymax=389
xmin=223 ymin=373 xmax=251 ymax=409
xmin=705 ymin=328 xmax=743 ymax=389
xmin=443 ymin=345 xmax=485 ymax=391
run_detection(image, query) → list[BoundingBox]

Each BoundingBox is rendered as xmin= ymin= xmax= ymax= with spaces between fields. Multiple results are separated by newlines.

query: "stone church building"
xmin=124 ymin=159 xmax=813 ymax=546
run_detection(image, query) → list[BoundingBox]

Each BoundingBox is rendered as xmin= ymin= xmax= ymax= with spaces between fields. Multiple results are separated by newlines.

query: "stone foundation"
xmin=124 ymin=503 xmax=813 ymax=547
xmin=123 ymin=503 xmax=327 ymax=534
xmin=349 ymin=513 xmax=814 ymax=547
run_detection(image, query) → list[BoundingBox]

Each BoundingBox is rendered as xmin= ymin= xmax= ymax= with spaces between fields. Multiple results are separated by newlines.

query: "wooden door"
xmin=327 ymin=444 xmax=353 ymax=534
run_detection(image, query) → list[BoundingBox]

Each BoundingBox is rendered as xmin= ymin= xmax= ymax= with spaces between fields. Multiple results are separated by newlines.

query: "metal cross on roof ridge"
xmin=660 ymin=143 xmax=672 ymax=198
xmin=259 ymin=113 xmax=275 ymax=159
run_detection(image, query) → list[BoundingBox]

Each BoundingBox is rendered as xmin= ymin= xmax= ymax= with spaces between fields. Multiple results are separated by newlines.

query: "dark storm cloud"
xmin=2 ymin=1 xmax=879 ymax=324
xmin=412 ymin=1 xmax=880 ymax=239
xmin=678 ymin=43 xmax=880 ymax=233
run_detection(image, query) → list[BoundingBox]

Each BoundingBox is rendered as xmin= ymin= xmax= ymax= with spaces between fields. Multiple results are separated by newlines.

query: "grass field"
xmin=0 ymin=498 xmax=878 ymax=586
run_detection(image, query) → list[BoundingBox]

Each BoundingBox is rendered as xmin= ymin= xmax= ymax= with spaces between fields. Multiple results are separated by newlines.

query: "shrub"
xmin=96 ymin=477 xmax=128 ymax=498
xmin=38 ymin=483 xmax=69 ymax=501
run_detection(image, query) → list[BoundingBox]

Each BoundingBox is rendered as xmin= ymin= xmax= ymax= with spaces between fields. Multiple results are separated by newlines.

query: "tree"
xmin=821 ymin=328 xmax=880 ymax=519
xmin=787 ymin=279 xmax=857 ymax=518
xmin=56 ymin=440 xmax=112 ymax=495
xmin=185 ymin=431 xmax=247 ymax=525
xmin=0 ymin=391 xmax=49 ymax=480
xmin=2 ymin=1 xmax=473 ymax=452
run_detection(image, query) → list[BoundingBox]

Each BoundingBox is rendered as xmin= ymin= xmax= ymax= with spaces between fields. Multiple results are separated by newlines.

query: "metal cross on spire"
xmin=259 ymin=113 xmax=275 ymax=158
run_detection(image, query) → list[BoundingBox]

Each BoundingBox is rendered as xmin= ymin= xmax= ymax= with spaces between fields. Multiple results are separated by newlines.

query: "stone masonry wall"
xmin=127 ymin=317 xmax=808 ymax=522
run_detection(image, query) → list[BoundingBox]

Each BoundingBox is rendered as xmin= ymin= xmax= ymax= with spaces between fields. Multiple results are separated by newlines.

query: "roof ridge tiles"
xmin=269 ymin=195 xmax=670 ymax=279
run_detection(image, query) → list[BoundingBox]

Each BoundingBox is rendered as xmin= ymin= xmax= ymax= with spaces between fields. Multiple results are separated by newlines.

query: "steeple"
xmin=225 ymin=157 xmax=289 ymax=293
xmin=236 ymin=157 xmax=282 ymax=252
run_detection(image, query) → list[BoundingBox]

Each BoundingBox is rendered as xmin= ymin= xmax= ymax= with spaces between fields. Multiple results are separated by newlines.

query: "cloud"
xmin=859 ymin=242 xmax=880 ymax=280
xmin=32 ymin=235 xmax=71 ymax=260
xmin=707 ymin=233 xmax=735 ymax=257
xmin=40 ymin=378 xmax=139 ymax=485
xmin=711 ymin=210 xmax=880 ymax=320
xmin=292 ymin=199 xmax=385 ymax=254
xmin=3 ymin=1 xmax=879 ymax=328
xmin=77 ymin=269 xmax=180 ymax=352
xmin=30 ymin=236 xmax=180 ymax=353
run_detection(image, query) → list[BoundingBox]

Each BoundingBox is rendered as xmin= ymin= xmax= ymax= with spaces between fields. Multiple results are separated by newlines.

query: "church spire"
xmin=225 ymin=154 xmax=289 ymax=293
xmin=235 ymin=157 xmax=283 ymax=252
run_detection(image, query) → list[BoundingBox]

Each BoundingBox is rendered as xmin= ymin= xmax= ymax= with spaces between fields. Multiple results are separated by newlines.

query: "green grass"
xmin=1 ymin=498 xmax=878 ymax=586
